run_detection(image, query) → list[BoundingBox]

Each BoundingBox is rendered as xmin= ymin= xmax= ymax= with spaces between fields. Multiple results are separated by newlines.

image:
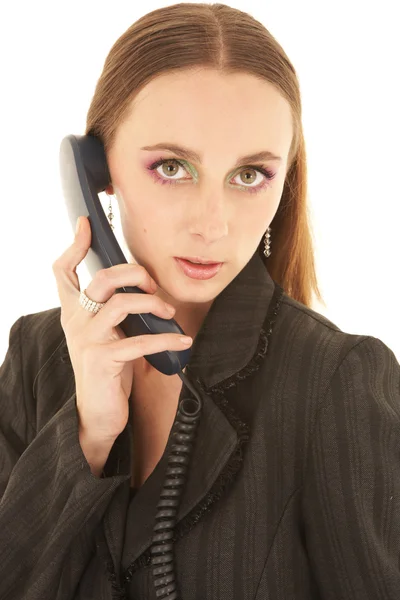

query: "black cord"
xmin=150 ymin=368 xmax=203 ymax=599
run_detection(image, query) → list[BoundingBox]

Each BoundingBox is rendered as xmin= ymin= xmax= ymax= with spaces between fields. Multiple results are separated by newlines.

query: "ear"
xmin=105 ymin=184 xmax=114 ymax=195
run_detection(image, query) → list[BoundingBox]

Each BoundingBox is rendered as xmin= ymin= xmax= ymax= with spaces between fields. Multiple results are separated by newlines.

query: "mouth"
xmin=175 ymin=256 xmax=224 ymax=265
xmin=174 ymin=257 xmax=224 ymax=280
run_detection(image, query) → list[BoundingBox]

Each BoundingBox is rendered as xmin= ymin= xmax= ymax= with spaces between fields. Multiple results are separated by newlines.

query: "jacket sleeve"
xmin=0 ymin=315 xmax=131 ymax=600
xmin=302 ymin=335 xmax=400 ymax=599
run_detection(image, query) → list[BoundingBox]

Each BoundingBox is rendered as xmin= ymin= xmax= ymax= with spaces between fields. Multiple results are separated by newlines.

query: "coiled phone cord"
xmin=150 ymin=367 xmax=203 ymax=600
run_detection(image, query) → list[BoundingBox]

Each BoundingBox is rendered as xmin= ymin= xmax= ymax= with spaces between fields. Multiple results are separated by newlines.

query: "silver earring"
xmin=106 ymin=193 xmax=115 ymax=231
xmin=263 ymin=227 xmax=272 ymax=258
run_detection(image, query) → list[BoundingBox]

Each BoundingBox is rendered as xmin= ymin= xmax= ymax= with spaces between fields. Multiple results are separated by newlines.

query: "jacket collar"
xmin=90 ymin=250 xmax=284 ymax=593
xmin=181 ymin=249 xmax=279 ymax=388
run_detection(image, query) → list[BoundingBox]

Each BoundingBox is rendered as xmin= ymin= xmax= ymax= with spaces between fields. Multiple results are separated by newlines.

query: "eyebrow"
xmin=141 ymin=143 xmax=282 ymax=167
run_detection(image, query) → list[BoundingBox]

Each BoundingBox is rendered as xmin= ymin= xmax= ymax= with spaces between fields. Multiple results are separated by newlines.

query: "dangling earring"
xmin=106 ymin=193 xmax=115 ymax=231
xmin=263 ymin=226 xmax=272 ymax=258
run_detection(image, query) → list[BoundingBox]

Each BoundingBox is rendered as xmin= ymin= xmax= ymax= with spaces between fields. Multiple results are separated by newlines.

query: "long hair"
xmin=86 ymin=2 xmax=324 ymax=309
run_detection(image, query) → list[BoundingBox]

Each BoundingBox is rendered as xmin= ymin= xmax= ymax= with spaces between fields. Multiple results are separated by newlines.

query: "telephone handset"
xmin=59 ymin=134 xmax=191 ymax=376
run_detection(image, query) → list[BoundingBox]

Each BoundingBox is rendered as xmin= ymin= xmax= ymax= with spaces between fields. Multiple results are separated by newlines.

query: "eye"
xmin=147 ymin=158 xmax=276 ymax=194
xmin=148 ymin=159 xmax=191 ymax=184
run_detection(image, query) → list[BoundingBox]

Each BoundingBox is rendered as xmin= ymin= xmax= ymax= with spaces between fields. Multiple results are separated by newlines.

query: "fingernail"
xmin=75 ymin=217 xmax=81 ymax=235
xmin=179 ymin=336 xmax=193 ymax=345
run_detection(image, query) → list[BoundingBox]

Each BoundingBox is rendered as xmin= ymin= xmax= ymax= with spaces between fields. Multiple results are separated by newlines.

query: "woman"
xmin=0 ymin=3 xmax=399 ymax=599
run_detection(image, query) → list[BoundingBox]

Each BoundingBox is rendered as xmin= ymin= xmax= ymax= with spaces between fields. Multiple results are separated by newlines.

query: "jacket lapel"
xmin=120 ymin=381 xmax=240 ymax=570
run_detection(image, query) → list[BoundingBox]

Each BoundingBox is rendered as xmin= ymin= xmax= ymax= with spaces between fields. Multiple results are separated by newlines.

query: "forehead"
xmin=119 ymin=69 xmax=293 ymax=159
xmin=131 ymin=69 xmax=290 ymax=123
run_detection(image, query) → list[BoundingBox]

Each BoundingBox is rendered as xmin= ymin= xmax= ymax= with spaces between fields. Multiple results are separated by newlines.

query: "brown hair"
xmin=86 ymin=2 xmax=325 ymax=309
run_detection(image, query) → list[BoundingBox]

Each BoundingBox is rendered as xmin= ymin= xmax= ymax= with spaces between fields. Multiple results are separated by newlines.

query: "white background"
xmin=0 ymin=0 xmax=398 ymax=363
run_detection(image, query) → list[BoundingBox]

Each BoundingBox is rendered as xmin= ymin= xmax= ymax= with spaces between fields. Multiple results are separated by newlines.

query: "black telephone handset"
xmin=59 ymin=134 xmax=191 ymax=376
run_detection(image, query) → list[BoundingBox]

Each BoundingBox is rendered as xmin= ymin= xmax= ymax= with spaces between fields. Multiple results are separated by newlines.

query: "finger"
xmin=106 ymin=332 xmax=193 ymax=364
xmin=85 ymin=292 xmax=174 ymax=341
xmin=84 ymin=263 xmax=157 ymax=305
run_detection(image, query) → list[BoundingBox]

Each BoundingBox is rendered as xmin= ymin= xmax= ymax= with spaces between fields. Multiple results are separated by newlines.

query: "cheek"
xmin=122 ymin=205 xmax=171 ymax=243
xmin=238 ymin=200 xmax=278 ymax=238
xmin=259 ymin=187 xmax=283 ymax=224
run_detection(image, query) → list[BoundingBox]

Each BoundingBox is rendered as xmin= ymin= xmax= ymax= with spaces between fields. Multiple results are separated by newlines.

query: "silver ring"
xmin=79 ymin=289 xmax=106 ymax=315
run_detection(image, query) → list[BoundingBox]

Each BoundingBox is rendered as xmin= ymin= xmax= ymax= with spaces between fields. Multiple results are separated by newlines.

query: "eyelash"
xmin=147 ymin=157 xmax=276 ymax=194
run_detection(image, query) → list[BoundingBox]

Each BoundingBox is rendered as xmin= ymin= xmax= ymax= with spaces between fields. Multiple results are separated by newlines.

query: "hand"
xmin=52 ymin=216 xmax=192 ymax=442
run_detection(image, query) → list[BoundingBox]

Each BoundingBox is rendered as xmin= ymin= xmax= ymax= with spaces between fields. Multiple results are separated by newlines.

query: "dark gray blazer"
xmin=0 ymin=250 xmax=399 ymax=600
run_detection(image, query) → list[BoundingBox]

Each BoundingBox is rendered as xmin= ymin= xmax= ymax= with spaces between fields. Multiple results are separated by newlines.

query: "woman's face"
xmin=106 ymin=68 xmax=293 ymax=311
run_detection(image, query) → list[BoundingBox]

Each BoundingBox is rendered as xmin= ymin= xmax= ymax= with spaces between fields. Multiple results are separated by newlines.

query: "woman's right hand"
xmin=52 ymin=215 xmax=193 ymax=443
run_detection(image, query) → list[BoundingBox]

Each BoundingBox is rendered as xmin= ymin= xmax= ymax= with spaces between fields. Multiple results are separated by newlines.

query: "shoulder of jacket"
xmin=279 ymin=293 xmax=342 ymax=332
xmin=277 ymin=292 xmax=373 ymax=369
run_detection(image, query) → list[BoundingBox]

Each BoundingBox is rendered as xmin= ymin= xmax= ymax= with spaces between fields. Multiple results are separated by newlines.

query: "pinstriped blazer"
xmin=0 ymin=249 xmax=399 ymax=600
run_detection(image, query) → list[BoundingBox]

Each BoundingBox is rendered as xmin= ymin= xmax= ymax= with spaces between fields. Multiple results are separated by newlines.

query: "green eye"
xmin=147 ymin=158 xmax=276 ymax=194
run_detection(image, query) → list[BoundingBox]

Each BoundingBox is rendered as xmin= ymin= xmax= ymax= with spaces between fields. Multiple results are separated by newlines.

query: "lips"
xmin=186 ymin=259 xmax=219 ymax=265
xmin=174 ymin=258 xmax=223 ymax=280
xmin=176 ymin=257 xmax=222 ymax=265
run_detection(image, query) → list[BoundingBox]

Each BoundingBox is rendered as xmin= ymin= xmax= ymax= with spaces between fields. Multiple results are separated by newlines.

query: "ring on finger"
xmin=79 ymin=289 xmax=106 ymax=315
